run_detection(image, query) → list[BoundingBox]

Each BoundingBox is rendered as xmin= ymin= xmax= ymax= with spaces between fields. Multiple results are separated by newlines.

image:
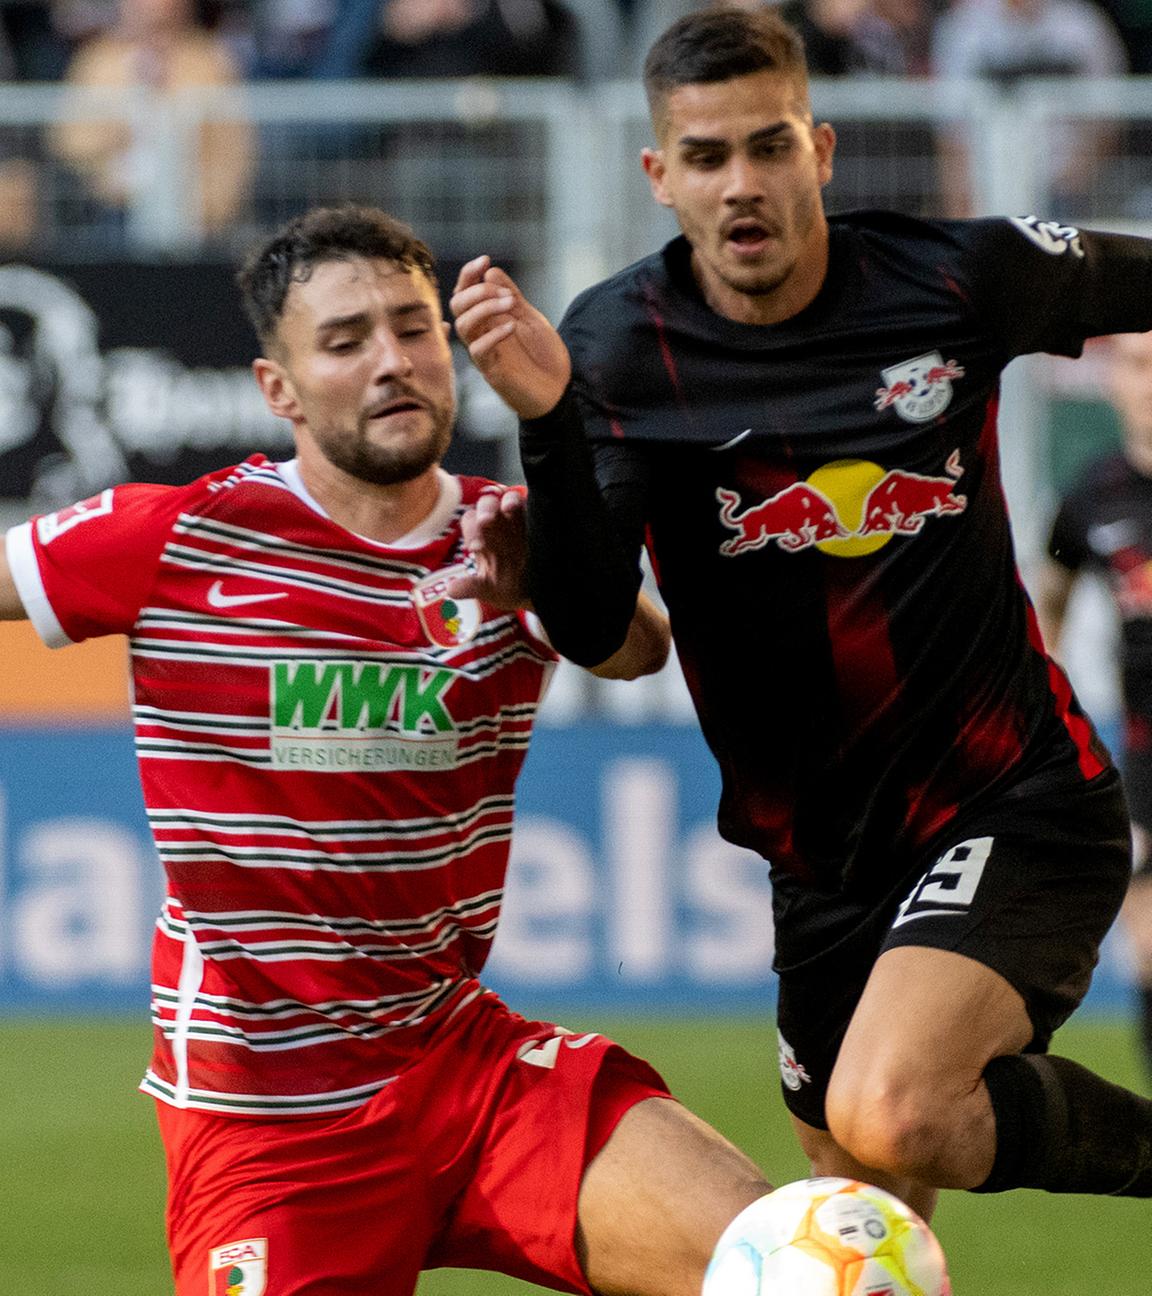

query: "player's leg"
xmin=824 ymin=944 xmax=1031 ymax=1188
xmin=575 ymin=1092 xmax=771 ymax=1296
xmin=158 ymin=1098 xmax=432 ymax=1296
xmin=1124 ymin=818 xmax=1152 ymax=1084
xmin=787 ymin=1110 xmax=937 ymax=1222
xmin=431 ymin=1005 xmax=770 ymax=1296
xmin=1122 ymin=864 xmax=1152 ymax=1084
xmin=826 ymin=772 xmax=1152 ymax=1197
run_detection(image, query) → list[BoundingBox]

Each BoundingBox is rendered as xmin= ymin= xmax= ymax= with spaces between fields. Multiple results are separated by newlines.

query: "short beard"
xmin=315 ymin=416 xmax=453 ymax=487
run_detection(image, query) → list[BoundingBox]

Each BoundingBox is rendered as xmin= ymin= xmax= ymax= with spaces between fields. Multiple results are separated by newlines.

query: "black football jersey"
xmin=1049 ymin=452 xmax=1152 ymax=721
xmin=526 ymin=211 xmax=1152 ymax=894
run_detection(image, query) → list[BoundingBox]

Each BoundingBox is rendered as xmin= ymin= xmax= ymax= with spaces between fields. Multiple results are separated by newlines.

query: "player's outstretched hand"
xmin=450 ymin=256 xmax=571 ymax=419
xmin=446 ymin=486 xmax=530 ymax=611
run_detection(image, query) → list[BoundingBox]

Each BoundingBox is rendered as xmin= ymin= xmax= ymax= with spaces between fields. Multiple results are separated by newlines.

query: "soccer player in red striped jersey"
xmin=0 ymin=205 xmax=771 ymax=1296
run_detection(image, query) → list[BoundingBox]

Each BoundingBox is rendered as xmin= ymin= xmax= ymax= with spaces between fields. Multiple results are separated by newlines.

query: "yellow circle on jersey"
xmin=808 ymin=459 xmax=892 ymax=557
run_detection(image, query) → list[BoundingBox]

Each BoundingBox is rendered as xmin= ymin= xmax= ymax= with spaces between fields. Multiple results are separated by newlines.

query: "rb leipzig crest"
xmin=210 ymin=1238 xmax=267 ymax=1296
xmin=413 ymin=564 xmax=482 ymax=648
xmin=874 ymin=351 xmax=965 ymax=423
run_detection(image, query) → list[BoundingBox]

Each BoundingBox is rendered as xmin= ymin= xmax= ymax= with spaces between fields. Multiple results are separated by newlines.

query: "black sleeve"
xmin=964 ymin=217 xmax=1152 ymax=359
xmin=518 ymin=387 xmax=650 ymax=667
xmin=1046 ymin=484 xmax=1092 ymax=572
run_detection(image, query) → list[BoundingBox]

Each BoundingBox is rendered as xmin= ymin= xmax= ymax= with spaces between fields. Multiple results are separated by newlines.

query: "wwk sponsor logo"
xmin=269 ymin=659 xmax=459 ymax=772
xmin=716 ymin=451 xmax=967 ymax=558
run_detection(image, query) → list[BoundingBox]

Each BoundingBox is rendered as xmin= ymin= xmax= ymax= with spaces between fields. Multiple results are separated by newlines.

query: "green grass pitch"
xmin=0 ymin=1013 xmax=1145 ymax=1294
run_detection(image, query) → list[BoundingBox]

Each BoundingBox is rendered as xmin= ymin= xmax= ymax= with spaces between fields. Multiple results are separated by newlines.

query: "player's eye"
xmin=682 ymin=150 xmax=725 ymax=169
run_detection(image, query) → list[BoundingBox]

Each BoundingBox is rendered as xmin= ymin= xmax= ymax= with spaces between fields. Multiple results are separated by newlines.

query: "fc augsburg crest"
xmin=210 ymin=1239 xmax=267 ymax=1296
xmin=413 ymin=565 xmax=481 ymax=648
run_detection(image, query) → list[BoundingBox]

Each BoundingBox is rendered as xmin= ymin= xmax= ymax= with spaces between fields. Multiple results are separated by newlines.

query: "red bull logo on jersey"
xmin=412 ymin=565 xmax=481 ymax=648
xmin=716 ymin=452 xmax=967 ymax=559
xmin=716 ymin=482 xmax=848 ymax=555
xmin=210 ymin=1239 xmax=267 ymax=1296
xmin=874 ymin=351 xmax=965 ymax=423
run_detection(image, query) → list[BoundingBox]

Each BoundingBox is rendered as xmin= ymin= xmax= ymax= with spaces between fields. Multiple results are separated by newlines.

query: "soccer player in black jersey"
xmin=451 ymin=5 xmax=1152 ymax=1221
xmin=1038 ymin=330 xmax=1152 ymax=1086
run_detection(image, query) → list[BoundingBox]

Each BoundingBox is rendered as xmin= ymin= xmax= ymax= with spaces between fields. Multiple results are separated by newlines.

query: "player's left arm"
xmin=446 ymin=486 xmax=670 ymax=678
xmin=965 ymin=218 xmax=1152 ymax=356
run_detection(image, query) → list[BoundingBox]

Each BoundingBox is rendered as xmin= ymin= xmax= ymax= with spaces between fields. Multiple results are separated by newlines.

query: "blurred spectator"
xmin=46 ymin=0 xmax=253 ymax=240
xmin=221 ymin=0 xmax=337 ymax=79
xmin=932 ymin=0 xmax=1128 ymax=215
xmin=1097 ymin=0 xmax=1152 ymax=72
xmin=630 ymin=0 xmax=930 ymax=75
xmin=316 ymin=0 xmax=580 ymax=79
xmin=780 ymin=0 xmax=932 ymax=75
xmin=0 ymin=1 xmax=74 ymax=79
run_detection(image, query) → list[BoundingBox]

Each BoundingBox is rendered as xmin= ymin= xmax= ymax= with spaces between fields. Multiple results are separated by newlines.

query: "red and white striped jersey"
xmin=6 ymin=456 xmax=556 ymax=1117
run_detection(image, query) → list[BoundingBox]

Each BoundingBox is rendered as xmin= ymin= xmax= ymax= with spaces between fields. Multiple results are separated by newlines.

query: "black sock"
xmin=974 ymin=1054 xmax=1152 ymax=1196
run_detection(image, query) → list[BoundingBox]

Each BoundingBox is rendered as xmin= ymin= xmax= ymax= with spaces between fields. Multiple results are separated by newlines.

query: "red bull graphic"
xmin=717 ymin=451 xmax=967 ymax=558
xmin=859 ymin=450 xmax=966 ymax=536
xmin=874 ymin=351 xmax=965 ymax=423
xmin=716 ymin=482 xmax=849 ymax=555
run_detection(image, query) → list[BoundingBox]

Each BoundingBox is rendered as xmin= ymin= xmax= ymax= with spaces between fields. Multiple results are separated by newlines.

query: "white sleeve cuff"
xmin=5 ymin=523 xmax=72 ymax=648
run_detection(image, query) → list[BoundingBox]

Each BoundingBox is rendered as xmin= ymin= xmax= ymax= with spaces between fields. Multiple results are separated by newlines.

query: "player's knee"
xmin=825 ymin=1077 xmax=949 ymax=1180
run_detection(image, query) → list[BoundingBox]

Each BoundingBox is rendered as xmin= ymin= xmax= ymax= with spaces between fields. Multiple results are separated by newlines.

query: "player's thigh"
xmin=158 ymin=1100 xmax=430 ymax=1296
xmin=430 ymin=1027 xmax=673 ymax=1294
xmin=830 ymin=945 xmax=1033 ymax=1110
xmin=577 ymin=1096 xmax=770 ymax=1296
xmin=875 ymin=771 xmax=1130 ymax=1060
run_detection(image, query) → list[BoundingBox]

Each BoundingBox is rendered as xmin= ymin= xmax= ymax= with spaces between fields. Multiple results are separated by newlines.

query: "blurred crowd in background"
xmin=0 ymin=0 xmax=1144 ymax=104
xmin=0 ymin=0 xmax=1146 ymax=263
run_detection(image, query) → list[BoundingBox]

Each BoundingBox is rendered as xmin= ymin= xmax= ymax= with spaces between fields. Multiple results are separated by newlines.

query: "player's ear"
xmin=253 ymin=357 xmax=301 ymax=422
xmin=642 ymin=148 xmax=673 ymax=208
xmin=814 ymin=122 xmax=836 ymax=187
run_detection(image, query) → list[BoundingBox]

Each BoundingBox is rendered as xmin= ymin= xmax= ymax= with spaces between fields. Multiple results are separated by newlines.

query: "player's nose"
xmin=721 ymin=154 xmax=765 ymax=203
xmin=371 ymin=330 xmax=415 ymax=381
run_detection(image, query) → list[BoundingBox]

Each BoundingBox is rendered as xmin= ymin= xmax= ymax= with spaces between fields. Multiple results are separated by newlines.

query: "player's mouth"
xmin=366 ymin=396 xmax=425 ymax=422
xmin=723 ymin=219 xmax=777 ymax=258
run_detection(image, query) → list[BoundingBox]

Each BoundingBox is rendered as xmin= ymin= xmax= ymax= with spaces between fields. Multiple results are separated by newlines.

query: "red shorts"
xmin=157 ymin=992 xmax=669 ymax=1296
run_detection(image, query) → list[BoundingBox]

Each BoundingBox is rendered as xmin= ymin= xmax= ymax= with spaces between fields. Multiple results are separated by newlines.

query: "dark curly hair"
xmin=237 ymin=205 xmax=438 ymax=346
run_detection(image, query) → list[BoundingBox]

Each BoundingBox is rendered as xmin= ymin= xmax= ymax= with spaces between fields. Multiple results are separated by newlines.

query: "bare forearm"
xmin=587 ymin=592 xmax=670 ymax=679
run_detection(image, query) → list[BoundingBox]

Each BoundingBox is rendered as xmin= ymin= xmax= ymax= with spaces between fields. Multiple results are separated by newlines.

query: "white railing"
xmin=1 ymin=76 xmax=1147 ymax=719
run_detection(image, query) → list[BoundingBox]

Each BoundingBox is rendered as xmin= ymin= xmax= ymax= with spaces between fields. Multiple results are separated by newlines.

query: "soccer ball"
xmin=702 ymin=1177 xmax=951 ymax=1296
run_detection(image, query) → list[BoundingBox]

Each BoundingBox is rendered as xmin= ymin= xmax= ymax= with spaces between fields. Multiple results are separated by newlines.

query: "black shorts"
xmin=773 ymin=767 xmax=1132 ymax=1129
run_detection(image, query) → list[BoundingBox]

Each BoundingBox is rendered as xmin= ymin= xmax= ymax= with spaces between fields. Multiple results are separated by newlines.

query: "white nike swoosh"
xmin=207 ymin=580 xmax=289 ymax=609
xmin=712 ymin=428 xmax=753 ymax=452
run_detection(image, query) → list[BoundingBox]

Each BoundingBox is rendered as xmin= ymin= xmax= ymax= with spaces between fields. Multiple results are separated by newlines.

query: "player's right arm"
xmin=451 ymin=259 xmax=649 ymax=669
xmin=1033 ymin=558 xmax=1076 ymax=655
xmin=2 ymin=483 xmax=190 ymax=648
xmin=0 ymin=540 xmax=28 ymax=620
xmin=1034 ymin=477 xmax=1093 ymax=655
